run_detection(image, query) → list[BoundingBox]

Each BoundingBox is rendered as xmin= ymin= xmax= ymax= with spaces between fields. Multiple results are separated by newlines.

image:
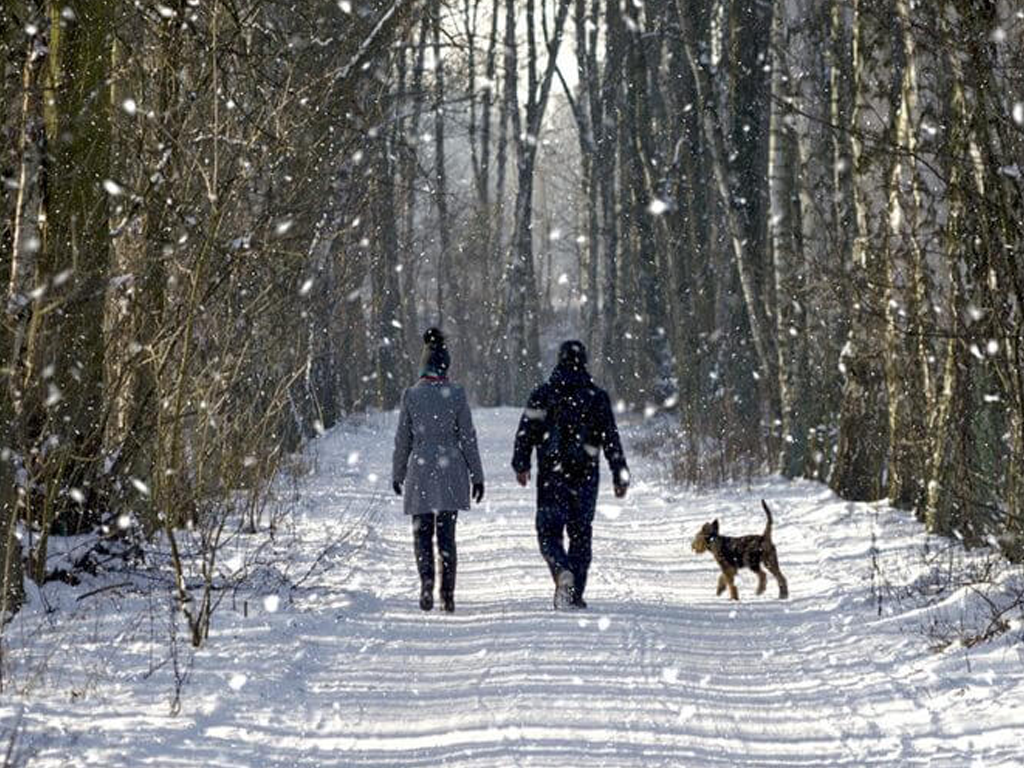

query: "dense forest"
xmin=2 ymin=0 xmax=1023 ymax=628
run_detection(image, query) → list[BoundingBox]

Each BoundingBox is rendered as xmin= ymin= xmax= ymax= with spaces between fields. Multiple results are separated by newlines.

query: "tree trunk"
xmin=504 ymin=0 xmax=572 ymax=402
xmin=431 ymin=0 xmax=452 ymax=327
xmin=624 ymin=2 xmax=676 ymax=406
xmin=0 ymin=20 xmax=46 ymax=618
xmin=768 ymin=0 xmax=808 ymax=478
xmin=925 ymin=5 xmax=978 ymax=541
xmin=372 ymin=133 xmax=406 ymax=411
xmin=597 ymin=0 xmax=626 ymax=392
xmin=882 ymin=0 xmax=930 ymax=511
xmin=828 ymin=0 xmax=888 ymax=501
xmin=674 ymin=0 xmax=780 ymax=427
xmin=399 ymin=17 xmax=430 ymax=353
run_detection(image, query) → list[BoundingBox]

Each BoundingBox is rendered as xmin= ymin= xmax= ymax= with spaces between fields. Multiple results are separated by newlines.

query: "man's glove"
xmin=472 ymin=482 xmax=485 ymax=504
xmin=614 ymin=468 xmax=630 ymax=498
xmin=393 ymin=480 xmax=403 ymax=496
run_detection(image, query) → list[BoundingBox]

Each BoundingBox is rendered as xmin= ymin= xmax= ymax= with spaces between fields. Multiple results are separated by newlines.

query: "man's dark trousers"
xmin=535 ymin=478 xmax=598 ymax=601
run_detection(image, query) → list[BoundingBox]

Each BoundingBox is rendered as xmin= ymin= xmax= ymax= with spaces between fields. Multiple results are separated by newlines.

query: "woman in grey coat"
xmin=392 ymin=328 xmax=485 ymax=612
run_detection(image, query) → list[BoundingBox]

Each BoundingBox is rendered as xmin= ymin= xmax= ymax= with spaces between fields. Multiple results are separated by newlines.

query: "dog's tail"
xmin=761 ymin=499 xmax=774 ymax=541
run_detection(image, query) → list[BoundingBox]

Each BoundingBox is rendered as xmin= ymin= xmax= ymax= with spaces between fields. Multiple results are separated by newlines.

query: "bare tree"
xmin=503 ymin=0 xmax=572 ymax=402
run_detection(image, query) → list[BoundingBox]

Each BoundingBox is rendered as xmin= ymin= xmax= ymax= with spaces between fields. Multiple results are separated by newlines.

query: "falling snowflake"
xmin=45 ymin=384 xmax=62 ymax=407
xmin=648 ymin=199 xmax=670 ymax=216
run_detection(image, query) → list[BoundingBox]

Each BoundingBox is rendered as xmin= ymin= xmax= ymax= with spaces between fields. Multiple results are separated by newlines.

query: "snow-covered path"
xmin=6 ymin=407 xmax=1024 ymax=766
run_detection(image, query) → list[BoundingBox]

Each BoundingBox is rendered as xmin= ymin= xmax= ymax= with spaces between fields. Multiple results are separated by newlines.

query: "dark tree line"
xmin=1 ymin=0 xmax=421 ymax=623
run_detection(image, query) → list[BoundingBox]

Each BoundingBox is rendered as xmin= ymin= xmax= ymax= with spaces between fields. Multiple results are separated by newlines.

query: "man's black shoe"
xmin=553 ymin=570 xmax=575 ymax=610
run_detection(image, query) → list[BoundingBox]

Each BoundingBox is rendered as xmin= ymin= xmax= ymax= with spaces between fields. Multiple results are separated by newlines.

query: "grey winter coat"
xmin=392 ymin=378 xmax=484 ymax=516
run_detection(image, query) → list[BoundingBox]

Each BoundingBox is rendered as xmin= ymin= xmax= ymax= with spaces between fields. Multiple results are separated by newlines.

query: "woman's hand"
xmin=392 ymin=480 xmax=403 ymax=496
xmin=472 ymin=482 xmax=485 ymax=504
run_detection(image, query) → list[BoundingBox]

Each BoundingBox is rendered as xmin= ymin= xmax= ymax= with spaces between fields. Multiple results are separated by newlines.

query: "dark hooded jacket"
xmin=512 ymin=358 xmax=629 ymax=505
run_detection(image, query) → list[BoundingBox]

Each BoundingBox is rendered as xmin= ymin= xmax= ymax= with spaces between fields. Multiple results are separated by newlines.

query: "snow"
xmin=3 ymin=408 xmax=1023 ymax=766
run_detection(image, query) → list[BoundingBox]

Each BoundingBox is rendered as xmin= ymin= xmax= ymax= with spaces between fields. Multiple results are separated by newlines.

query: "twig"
xmin=2 ymin=704 xmax=24 ymax=768
xmin=75 ymin=582 xmax=134 ymax=603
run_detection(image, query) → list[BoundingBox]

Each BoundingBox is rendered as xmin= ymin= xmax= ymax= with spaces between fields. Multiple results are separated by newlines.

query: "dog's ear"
xmin=710 ymin=519 xmax=719 ymax=534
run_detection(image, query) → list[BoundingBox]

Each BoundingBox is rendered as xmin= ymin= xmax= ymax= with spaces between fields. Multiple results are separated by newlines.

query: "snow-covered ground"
xmin=3 ymin=407 xmax=1023 ymax=767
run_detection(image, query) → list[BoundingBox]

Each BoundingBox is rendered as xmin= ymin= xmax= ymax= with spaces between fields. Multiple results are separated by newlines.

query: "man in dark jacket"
xmin=512 ymin=340 xmax=629 ymax=609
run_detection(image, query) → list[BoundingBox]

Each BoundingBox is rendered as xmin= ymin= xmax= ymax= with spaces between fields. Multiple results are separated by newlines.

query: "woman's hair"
xmin=424 ymin=327 xmax=445 ymax=347
xmin=421 ymin=327 xmax=451 ymax=375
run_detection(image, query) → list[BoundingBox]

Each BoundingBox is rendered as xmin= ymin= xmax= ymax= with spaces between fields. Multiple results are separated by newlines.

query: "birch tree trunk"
xmin=768 ymin=0 xmax=808 ymax=478
xmin=828 ymin=0 xmax=888 ymax=501
xmin=925 ymin=5 xmax=979 ymax=541
xmin=882 ymin=0 xmax=930 ymax=511
xmin=1 ymin=16 xmax=48 ymax=618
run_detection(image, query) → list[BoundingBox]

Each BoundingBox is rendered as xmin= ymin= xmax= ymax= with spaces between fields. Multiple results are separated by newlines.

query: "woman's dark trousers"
xmin=412 ymin=511 xmax=458 ymax=607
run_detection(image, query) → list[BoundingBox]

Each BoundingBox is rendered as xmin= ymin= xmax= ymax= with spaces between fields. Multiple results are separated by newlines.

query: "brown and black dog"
xmin=691 ymin=499 xmax=789 ymax=600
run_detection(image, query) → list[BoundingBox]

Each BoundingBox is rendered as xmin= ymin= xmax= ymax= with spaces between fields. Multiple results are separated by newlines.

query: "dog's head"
xmin=691 ymin=520 xmax=719 ymax=553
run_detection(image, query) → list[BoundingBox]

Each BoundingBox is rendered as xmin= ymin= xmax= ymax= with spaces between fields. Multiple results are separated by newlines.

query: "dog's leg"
xmin=724 ymin=569 xmax=739 ymax=600
xmin=765 ymin=549 xmax=789 ymax=599
xmin=716 ymin=573 xmax=727 ymax=596
xmin=754 ymin=567 xmax=767 ymax=595
xmin=775 ymin=571 xmax=789 ymax=599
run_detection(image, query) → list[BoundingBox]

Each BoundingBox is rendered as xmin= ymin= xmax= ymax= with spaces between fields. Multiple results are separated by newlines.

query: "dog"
xmin=691 ymin=500 xmax=789 ymax=600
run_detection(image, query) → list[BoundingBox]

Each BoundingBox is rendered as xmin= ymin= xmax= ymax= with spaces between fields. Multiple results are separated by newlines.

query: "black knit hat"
xmin=420 ymin=327 xmax=451 ymax=376
xmin=558 ymin=339 xmax=587 ymax=369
